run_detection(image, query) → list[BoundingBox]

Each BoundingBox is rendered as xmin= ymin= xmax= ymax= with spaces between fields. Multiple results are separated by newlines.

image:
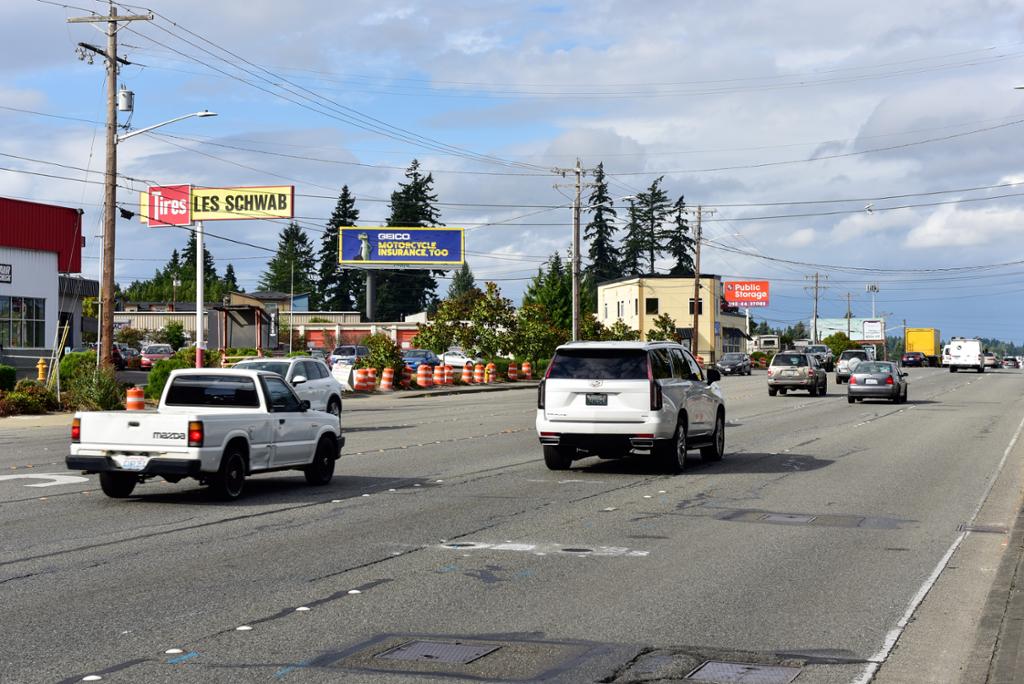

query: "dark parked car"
xmin=716 ymin=352 xmax=752 ymax=376
xmin=901 ymin=352 xmax=928 ymax=367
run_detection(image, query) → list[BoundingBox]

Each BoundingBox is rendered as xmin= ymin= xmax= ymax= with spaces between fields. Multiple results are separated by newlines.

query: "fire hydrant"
xmin=36 ymin=357 xmax=47 ymax=382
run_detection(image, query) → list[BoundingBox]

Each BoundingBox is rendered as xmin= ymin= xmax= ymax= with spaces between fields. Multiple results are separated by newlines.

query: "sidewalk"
xmin=346 ymin=380 xmax=539 ymax=400
xmin=979 ymin=502 xmax=1024 ymax=683
xmin=0 ymin=411 xmax=74 ymax=429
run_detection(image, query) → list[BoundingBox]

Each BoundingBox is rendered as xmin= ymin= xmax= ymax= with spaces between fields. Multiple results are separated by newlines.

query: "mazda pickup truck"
xmin=67 ymin=369 xmax=344 ymax=500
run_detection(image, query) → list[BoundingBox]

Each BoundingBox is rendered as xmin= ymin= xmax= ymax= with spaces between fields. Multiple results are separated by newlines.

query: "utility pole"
xmin=366 ymin=271 xmax=376 ymax=322
xmin=846 ymin=292 xmax=853 ymax=339
xmin=686 ymin=206 xmax=714 ymax=360
xmin=68 ymin=3 xmax=152 ymax=368
xmin=804 ymin=272 xmax=828 ymax=343
xmin=553 ymin=158 xmax=594 ymax=341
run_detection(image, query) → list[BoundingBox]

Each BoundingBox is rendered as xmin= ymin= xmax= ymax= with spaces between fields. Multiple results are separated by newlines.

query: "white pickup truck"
xmin=67 ymin=369 xmax=344 ymax=500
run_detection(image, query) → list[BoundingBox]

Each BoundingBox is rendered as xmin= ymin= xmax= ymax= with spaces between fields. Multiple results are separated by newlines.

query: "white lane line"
xmin=852 ymin=409 xmax=1024 ymax=684
xmin=438 ymin=541 xmax=649 ymax=557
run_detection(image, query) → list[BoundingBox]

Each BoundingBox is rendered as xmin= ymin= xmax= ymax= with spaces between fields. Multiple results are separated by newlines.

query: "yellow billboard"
xmin=139 ymin=185 xmax=294 ymax=223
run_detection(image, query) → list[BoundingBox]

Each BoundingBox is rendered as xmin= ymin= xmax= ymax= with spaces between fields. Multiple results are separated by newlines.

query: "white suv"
xmin=233 ymin=358 xmax=343 ymax=419
xmin=536 ymin=341 xmax=726 ymax=473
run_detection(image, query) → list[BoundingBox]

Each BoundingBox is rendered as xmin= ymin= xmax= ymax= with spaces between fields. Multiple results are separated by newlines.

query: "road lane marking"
xmin=0 ymin=473 xmax=88 ymax=488
xmin=852 ymin=408 xmax=1024 ymax=684
xmin=439 ymin=541 xmax=649 ymax=557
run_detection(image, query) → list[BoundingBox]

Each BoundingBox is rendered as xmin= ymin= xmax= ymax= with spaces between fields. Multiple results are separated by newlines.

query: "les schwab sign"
xmin=139 ymin=185 xmax=294 ymax=226
xmin=339 ymin=227 xmax=464 ymax=266
xmin=724 ymin=280 xmax=770 ymax=307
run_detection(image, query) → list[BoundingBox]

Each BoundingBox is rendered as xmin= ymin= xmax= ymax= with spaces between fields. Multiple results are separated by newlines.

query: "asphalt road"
xmin=2 ymin=367 xmax=1023 ymax=683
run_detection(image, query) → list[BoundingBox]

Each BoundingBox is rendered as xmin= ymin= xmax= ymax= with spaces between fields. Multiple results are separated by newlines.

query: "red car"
xmin=140 ymin=344 xmax=174 ymax=370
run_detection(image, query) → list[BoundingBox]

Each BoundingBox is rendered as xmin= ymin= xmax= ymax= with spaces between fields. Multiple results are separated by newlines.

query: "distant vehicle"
xmin=109 ymin=345 xmax=126 ymax=371
xmin=905 ymin=328 xmax=941 ymax=366
xmin=1002 ymin=357 xmax=1019 ymax=369
xmin=861 ymin=344 xmax=877 ymax=360
xmin=536 ymin=341 xmax=725 ymax=473
xmin=805 ymin=344 xmax=834 ymax=371
xmin=403 ymin=348 xmax=442 ymax=368
xmin=793 ymin=338 xmax=812 ymax=350
xmin=767 ymin=351 xmax=827 ymax=396
xmin=984 ymin=352 xmax=998 ymax=368
xmin=440 ymin=348 xmax=483 ymax=368
xmin=943 ymin=338 xmax=984 ymax=373
xmin=329 ymin=345 xmax=368 ymax=367
xmin=751 ymin=335 xmax=780 ymax=354
xmin=847 ymin=361 xmax=908 ymax=404
xmin=140 ymin=344 xmax=174 ymax=370
xmin=67 ymin=369 xmax=343 ymax=500
xmin=900 ymin=352 xmax=928 ymax=367
xmin=232 ymin=357 xmax=343 ymax=418
xmin=716 ymin=352 xmax=752 ymax=376
xmin=835 ymin=349 xmax=870 ymax=384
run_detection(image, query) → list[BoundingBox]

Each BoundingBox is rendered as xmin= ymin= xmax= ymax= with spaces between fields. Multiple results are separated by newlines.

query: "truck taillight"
xmin=71 ymin=417 xmax=80 ymax=443
xmin=188 ymin=421 xmax=204 ymax=447
xmin=537 ymin=380 xmax=545 ymax=409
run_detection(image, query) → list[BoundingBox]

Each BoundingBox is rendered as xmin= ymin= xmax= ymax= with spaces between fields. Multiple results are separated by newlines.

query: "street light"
xmin=117 ymin=110 xmax=217 ymax=142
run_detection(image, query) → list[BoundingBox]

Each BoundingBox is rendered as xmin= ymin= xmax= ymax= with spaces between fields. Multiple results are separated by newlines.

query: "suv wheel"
xmin=700 ymin=412 xmax=725 ymax=461
xmin=99 ymin=472 xmax=137 ymax=498
xmin=543 ymin=445 xmax=574 ymax=470
xmin=657 ymin=419 xmax=687 ymax=474
xmin=809 ymin=383 xmax=818 ymax=397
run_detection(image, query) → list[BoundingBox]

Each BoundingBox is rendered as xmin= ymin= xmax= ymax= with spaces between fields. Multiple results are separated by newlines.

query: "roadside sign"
xmin=139 ymin=185 xmax=294 ymax=224
xmin=724 ymin=280 xmax=770 ymax=307
xmin=339 ymin=227 xmax=464 ymax=267
xmin=863 ymin=320 xmax=884 ymax=340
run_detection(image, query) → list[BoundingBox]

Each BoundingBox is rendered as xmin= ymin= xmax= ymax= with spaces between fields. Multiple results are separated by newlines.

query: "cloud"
xmin=781 ymin=228 xmax=816 ymax=247
xmin=904 ymin=204 xmax=1024 ymax=247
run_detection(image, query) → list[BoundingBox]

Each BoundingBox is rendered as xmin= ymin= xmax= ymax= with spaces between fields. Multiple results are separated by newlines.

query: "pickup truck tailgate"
xmin=79 ymin=412 xmax=192 ymax=451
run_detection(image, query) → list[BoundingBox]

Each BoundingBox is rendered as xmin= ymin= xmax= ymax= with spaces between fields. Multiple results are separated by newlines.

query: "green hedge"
xmin=0 ymin=364 xmax=15 ymax=391
xmin=145 ymin=357 xmax=192 ymax=400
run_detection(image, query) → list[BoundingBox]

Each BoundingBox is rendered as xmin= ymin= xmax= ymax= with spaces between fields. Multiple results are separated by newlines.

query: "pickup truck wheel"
xmin=657 ymin=419 xmax=687 ymax=474
xmin=211 ymin=450 xmax=246 ymax=500
xmin=304 ymin=437 xmax=336 ymax=485
xmin=700 ymin=412 xmax=725 ymax=461
xmin=543 ymin=445 xmax=574 ymax=470
xmin=99 ymin=472 xmax=137 ymax=498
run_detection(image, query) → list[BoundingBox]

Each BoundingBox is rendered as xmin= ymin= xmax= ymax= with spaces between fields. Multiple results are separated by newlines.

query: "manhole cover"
xmin=762 ymin=513 xmax=816 ymax=524
xmin=686 ymin=660 xmax=801 ymax=683
xmin=377 ymin=640 xmax=500 ymax=664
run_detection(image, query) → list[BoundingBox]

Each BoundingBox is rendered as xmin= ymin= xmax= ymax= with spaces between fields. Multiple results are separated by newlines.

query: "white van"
xmin=943 ymin=337 xmax=984 ymax=373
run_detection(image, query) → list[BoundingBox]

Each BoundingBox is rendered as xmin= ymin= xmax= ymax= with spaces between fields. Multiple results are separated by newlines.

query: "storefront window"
xmin=0 ymin=296 xmax=46 ymax=348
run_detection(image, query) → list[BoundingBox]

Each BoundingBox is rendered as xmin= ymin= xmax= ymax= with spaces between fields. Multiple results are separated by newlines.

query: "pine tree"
xmin=447 ymin=262 xmax=478 ymax=300
xmin=633 ymin=176 xmax=671 ymax=273
xmin=258 ymin=222 xmax=317 ymax=296
xmin=620 ymin=201 xmax=645 ymax=276
xmin=584 ymin=162 xmax=620 ymax=284
xmin=318 ymin=185 xmax=361 ymax=311
xmin=223 ymin=264 xmax=240 ymax=293
xmin=522 ymin=253 xmax=573 ymax=332
xmin=372 ymin=160 xmax=443 ymax=321
xmin=663 ymin=194 xmax=695 ymax=276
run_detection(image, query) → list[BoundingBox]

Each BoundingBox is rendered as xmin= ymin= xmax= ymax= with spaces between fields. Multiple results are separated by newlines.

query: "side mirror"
xmin=292 ymin=375 xmax=307 ymax=385
xmin=706 ymin=368 xmax=721 ymax=384
xmin=300 ymin=400 xmax=311 ymax=411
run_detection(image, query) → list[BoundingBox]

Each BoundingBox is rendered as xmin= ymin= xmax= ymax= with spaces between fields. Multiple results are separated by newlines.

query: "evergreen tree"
xmin=372 ymin=160 xmax=443 ymax=321
xmin=633 ymin=176 xmax=671 ymax=272
xmin=584 ymin=162 xmax=620 ymax=284
xmin=620 ymin=201 xmax=645 ymax=276
xmin=258 ymin=222 xmax=317 ymax=296
xmin=318 ymin=185 xmax=361 ymax=311
xmin=663 ymin=194 xmax=695 ymax=276
xmin=222 ymin=263 xmax=240 ymax=293
xmin=522 ymin=253 xmax=573 ymax=332
xmin=447 ymin=262 xmax=478 ymax=301
xmin=181 ymin=230 xmax=217 ymax=284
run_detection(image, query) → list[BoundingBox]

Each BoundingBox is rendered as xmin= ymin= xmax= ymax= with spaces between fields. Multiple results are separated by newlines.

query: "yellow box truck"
xmin=905 ymin=328 xmax=941 ymax=366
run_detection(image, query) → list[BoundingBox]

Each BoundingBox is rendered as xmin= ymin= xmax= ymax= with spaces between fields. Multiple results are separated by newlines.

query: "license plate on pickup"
xmin=586 ymin=393 xmax=608 ymax=406
xmin=121 ymin=456 xmax=149 ymax=471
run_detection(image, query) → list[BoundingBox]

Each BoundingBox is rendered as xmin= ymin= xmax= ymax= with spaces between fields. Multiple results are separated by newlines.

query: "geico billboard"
xmin=139 ymin=185 xmax=294 ymax=225
xmin=339 ymin=227 xmax=464 ymax=266
xmin=724 ymin=280 xmax=770 ymax=307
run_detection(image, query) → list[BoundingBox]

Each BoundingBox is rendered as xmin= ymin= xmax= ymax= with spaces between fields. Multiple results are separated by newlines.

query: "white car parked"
xmin=233 ymin=357 xmax=343 ymax=418
xmin=536 ymin=341 xmax=726 ymax=473
xmin=440 ymin=349 xmax=484 ymax=368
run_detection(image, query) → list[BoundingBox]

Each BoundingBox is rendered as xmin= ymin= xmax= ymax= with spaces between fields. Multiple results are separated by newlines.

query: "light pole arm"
xmin=117 ymin=111 xmax=216 ymax=143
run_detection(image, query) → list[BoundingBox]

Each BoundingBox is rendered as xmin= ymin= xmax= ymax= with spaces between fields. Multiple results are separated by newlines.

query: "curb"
xmin=396 ymin=382 xmax=540 ymax=399
xmin=971 ymin=503 xmax=1024 ymax=683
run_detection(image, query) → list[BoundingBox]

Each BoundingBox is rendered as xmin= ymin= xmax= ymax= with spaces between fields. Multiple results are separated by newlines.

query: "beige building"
xmin=596 ymin=274 xmax=749 ymax=363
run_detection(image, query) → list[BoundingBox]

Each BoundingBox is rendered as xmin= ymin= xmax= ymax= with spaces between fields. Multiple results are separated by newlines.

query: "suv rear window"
xmin=771 ymin=354 xmax=808 ymax=367
xmin=840 ymin=351 xmax=868 ymax=360
xmin=547 ymin=349 xmax=648 ymax=380
xmin=165 ymin=375 xmax=260 ymax=407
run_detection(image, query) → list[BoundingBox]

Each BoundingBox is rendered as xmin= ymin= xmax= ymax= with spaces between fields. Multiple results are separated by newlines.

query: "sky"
xmin=4 ymin=0 xmax=1024 ymax=341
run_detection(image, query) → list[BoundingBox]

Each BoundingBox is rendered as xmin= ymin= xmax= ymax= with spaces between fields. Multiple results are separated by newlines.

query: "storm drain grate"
xmin=762 ymin=513 xmax=816 ymax=524
xmin=376 ymin=640 xmax=500 ymax=664
xmin=686 ymin=660 xmax=801 ymax=683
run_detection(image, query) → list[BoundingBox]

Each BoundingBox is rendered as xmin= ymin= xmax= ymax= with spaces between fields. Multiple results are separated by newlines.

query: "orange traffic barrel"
xmin=380 ymin=367 xmax=394 ymax=392
xmin=401 ymin=366 xmax=412 ymax=388
xmin=462 ymin=362 xmax=473 ymax=384
xmin=486 ymin=362 xmax=497 ymax=383
xmin=125 ymin=386 xmax=145 ymax=411
xmin=442 ymin=364 xmax=453 ymax=385
xmin=366 ymin=368 xmax=377 ymax=391
xmin=507 ymin=362 xmax=518 ymax=381
xmin=521 ymin=360 xmax=532 ymax=380
xmin=473 ymin=363 xmax=485 ymax=384
xmin=417 ymin=364 xmax=433 ymax=388
xmin=432 ymin=364 xmax=444 ymax=385
xmin=353 ymin=368 xmax=368 ymax=391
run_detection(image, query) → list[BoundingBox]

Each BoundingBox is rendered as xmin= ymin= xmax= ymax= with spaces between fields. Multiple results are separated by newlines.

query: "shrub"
xmin=224 ymin=347 xmax=257 ymax=357
xmin=750 ymin=351 xmax=768 ymax=366
xmin=360 ymin=333 xmax=405 ymax=382
xmin=60 ymin=351 xmax=96 ymax=385
xmin=2 ymin=390 xmax=48 ymax=415
xmin=0 ymin=364 xmax=15 ymax=391
xmin=145 ymin=357 xmax=192 ymax=400
xmin=287 ymin=351 xmax=311 ymax=357
xmin=65 ymin=365 xmax=124 ymax=411
xmin=14 ymin=380 xmax=59 ymax=411
xmin=172 ymin=347 xmax=220 ymax=368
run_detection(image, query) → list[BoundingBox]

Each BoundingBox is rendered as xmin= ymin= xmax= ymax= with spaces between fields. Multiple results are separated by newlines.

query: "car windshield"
xmin=722 ymin=353 xmax=746 ymax=362
xmin=771 ymin=354 xmax=808 ymax=367
xmin=164 ymin=375 xmax=260 ymax=408
xmin=333 ymin=347 xmax=355 ymax=355
xmin=234 ymin=361 xmax=291 ymax=377
xmin=405 ymin=350 xmax=428 ymax=358
xmin=547 ymin=348 xmax=648 ymax=379
xmin=806 ymin=346 xmax=828 ymax=353
xmin=856 ymin=362 xmax=894 ymax=374
xmin=145 ymin=345 xmax=173 ymax=354
xmin=841 ymin=351 xmax=868 ymax=360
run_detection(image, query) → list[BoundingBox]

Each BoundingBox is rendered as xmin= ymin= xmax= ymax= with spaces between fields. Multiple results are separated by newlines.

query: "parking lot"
xmin=2 ymin=367 xmax=1024 ymax=682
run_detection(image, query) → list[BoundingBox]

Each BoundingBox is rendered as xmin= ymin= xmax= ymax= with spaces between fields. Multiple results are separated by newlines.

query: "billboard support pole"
xmin=366 ymin=270 xmax=376 ymax=322
xmin=195 ymin=220 xmax=205 ymax=368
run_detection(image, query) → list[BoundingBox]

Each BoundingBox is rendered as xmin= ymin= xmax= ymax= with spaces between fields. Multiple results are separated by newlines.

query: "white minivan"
xmin=233 ymin=358 xmax=343 ymax=418
xmin=536 ymin=341 xmax=726 ymax=473
xmin=943 ymin=337 xmax=985 ymax=373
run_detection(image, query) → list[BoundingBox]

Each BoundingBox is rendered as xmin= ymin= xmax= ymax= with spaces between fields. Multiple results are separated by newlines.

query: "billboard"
xmin=140 ymin=186 xmax=294 ymax=225
xmin=862 ymin=320 xmax=884 ymax=341
xmin=339 ymin=227 xmax=464 ymax=267
xmin=815 ymin=318 xmax=887 ymax=342
xmin=724 ymin=280 xmax=770 ymax=307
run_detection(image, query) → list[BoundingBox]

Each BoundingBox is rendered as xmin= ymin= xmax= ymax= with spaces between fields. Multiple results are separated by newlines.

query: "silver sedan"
xmin=847 ymin=361 xmax=908 ymax=404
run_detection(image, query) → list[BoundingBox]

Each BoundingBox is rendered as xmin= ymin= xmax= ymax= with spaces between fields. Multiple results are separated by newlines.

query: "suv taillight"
xmin=807 ymin=368 xmax=815 ymax=377
xmin=538 ymin=380 xmax=545 ymax=409
xmin=71 ymin=417 xmax=80 ymax=443
xmin=188 ymin=421 xmax=204 ymax=447
xmin=651 ymin=381 xmax=663 ymax=410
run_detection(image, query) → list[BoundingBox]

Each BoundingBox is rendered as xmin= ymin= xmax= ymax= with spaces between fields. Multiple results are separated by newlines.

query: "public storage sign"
xmin=338 ymin=227 xmax=464 ymax=266
xmin=724 ymin=280 xmax=770 ymax=307
xmin=139 ymin=186 xmax=294 ymax=225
